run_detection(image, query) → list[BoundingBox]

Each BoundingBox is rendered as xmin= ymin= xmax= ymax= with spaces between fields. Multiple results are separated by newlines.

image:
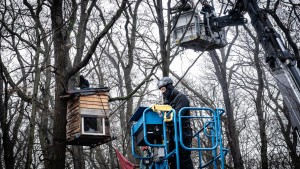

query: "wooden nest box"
xmin=65 ymin=87 xmax=112 ymax=146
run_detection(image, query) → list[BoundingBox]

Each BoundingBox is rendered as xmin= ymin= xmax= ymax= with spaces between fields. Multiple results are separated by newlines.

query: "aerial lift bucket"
xmin=130 ymin=105 xmax=228 ymax=169
xmin=172 ymin=10 xmax=227 ymax=51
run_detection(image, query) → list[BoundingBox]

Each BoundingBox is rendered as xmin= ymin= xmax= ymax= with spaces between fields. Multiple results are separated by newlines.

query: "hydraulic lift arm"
xmin=211 ymin=0 xmax=300 ymax=136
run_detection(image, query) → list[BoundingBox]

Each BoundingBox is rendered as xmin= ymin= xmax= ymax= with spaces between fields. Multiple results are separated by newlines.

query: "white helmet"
xmin=157 ymin=77 xmax=173 ymax=89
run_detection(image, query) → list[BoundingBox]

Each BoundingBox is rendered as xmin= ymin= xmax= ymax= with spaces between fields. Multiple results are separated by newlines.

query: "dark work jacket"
xmin=167 ymin=89 xmax=190 ymax=124
xmin=166 ymin=89 xmax=193 ymax=169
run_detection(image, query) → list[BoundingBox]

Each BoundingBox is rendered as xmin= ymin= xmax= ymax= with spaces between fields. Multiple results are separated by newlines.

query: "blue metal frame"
xmin=130 ymin=106 xmax=228 ymax=169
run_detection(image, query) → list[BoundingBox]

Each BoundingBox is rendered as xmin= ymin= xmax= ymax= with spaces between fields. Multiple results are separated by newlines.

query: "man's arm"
xmin=173 ymin=94 xmax=190 ymax=115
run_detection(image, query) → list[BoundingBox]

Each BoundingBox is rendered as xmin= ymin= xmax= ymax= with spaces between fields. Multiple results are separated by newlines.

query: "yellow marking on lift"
xmin=164 ymin=112 xmax=173 ymax=122
xmin=151 ymin=105 xmax=174 ymax=122
xmin=151 ymin=105 xmax=172 ymax=112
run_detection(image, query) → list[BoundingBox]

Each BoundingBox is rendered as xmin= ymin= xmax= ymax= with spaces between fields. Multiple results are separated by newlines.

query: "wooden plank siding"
xmin=79 ymin=94 xmax=109 ymax=110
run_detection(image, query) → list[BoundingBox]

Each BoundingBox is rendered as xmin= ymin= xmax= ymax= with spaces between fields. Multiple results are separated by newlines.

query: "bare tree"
xmin=241 ymin=24 xmax=268 ymax=168
xmin=209 ymin=48 xmax=244 ymax=169
xmin=0 ymin=0 xmax=299 ymax=168
xmin=50 ymin=0 xmax=128 ymax=167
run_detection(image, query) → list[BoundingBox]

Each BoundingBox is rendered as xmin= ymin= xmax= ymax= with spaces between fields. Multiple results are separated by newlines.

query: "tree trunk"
xmin=0 ymin=38 xmax=3 ymax=169
xmin=209 ymin=50 xmax=244 ymax=169
xmin=0 ymin=64 xmax=14 ymax=169
xmin=38 ymin=51 xmax=52 ymax=169
xmin=51 ymin=0 xmax=69 ymax=168
xmin=155 ymin=0 xmax=169 ymax=76
xmin=253 ymin=41 xmax=268 ymax=169
xmin=0 ymin=72 xmax=15 ymax=169
xmin=72 ymin=147 xmax=85 ymax=169
xmin=290 ymin=130 xmax=300 ymax=168
xmin=25 ymin=28 xmax=42 ymax=169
